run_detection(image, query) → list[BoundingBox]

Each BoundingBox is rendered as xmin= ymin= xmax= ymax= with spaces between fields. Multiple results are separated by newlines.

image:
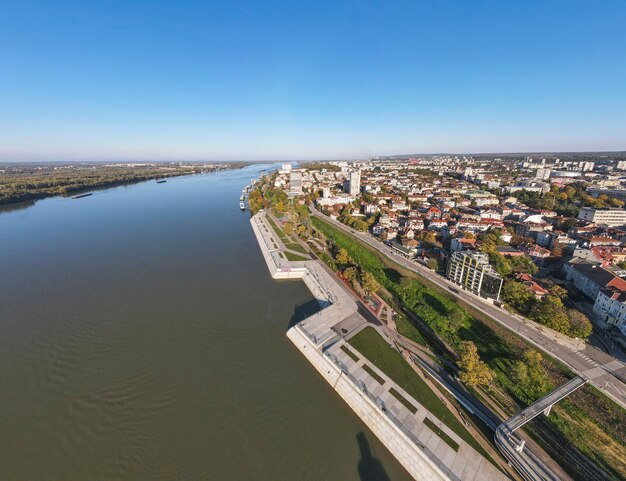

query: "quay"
xmin=250 ymin=211 xmax=508 ymax=481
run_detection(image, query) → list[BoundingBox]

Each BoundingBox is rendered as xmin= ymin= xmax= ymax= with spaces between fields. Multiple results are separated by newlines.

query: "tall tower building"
xmin=290 ymin=170 xmax=303 ymax=195
xmin=347 ymin=170 xmax=361 ymax=196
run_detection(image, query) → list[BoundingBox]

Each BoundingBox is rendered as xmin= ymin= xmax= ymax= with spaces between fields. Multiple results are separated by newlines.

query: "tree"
xmin=335 ymin=248 xmax=350 ymax=266
xmin=530 ymin=295 xmax=570 ymax=333
xmin=502 ymin=280 xmax=534 ymax=313
xmin=567 ymin=308 xmax=593 ymax=339
xmin=457 ymin=341 xmax=495 ymax=387
xmin=509 ymin=255 xmax=538 ymax=275
xmin=361 ymin=272 xmax=379 ymax=294
xmin=488 ymin=252 xmax=512 ymax=277
xmin=549 ymin=285 xmax=568 ymax=300
xmin=283 ymin=222 xmax=293 ymax=235
xmin=513 ymin=349 xmax=550 ymax=399
xmin=551 ymin=242 xmax=564 ymax=258
xmin=426 ymin=258 xmax=438 ymax=271
xmin=343 ymin=267 xmax=359 ymax=289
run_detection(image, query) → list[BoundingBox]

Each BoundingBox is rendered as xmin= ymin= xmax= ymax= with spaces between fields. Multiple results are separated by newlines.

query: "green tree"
xmin=426 ymin=258 xmax=439 ymax=271
xmin=567 ymin=308 xmax=593 ymax=339
xmin=513 ymin=349 xmax=550 ymax=399
xmin=335 ymin=248 xmax=350 ymax=266
xmin=502 ymin=280 xmax=534 ymax=313
xmin=457 ymin=341 xmax=495 ymax=388
xmin=343 ymin=267 xmax=359 ymax=289
xmin=549 ymin=285 xmax=568 ymax=300
xmin=530 ymin=295 xmax=570 ymax=333
xmin=509 ymin=255 xmax=538 ymax=275
xmin=361 ymin=272 xmax=380 ymax=294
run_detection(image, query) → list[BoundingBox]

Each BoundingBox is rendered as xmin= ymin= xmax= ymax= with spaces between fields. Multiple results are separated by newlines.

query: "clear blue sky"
xmin=1 ymin=0 xmax=625 ymax=161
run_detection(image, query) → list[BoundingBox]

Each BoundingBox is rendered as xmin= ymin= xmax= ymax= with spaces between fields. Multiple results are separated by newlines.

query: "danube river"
xmin=0 ymin=164 xmax=412 ymax=481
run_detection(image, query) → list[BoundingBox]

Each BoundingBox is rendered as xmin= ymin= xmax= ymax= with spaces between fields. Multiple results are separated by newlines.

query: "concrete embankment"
xmin=250 ymin=211 xmax=507 ymax=481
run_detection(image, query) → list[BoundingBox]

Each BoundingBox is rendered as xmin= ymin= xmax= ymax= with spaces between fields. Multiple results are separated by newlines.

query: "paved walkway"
xmin=250 ymin=210 xmax=510 ymax=481
xmin=326 ymin=340 xmax=506 ymax=481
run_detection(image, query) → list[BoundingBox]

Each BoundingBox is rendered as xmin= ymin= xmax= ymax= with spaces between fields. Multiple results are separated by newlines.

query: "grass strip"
xmin=389 ymin=387 xmax=417 ymax=414
xmin=348 ymin=327 xmax=489 ymax=458
xmin=363 ymin=364 xmax=385 ymax=385
xmin=266 ymin=216 xmax=288 ymax=242
xmin=284 ymin=242 xmax=307 ymax=254
xmin=341 ymin=345 xmax=359 ymax=362
xmin=284 ymin=251 xmax=309 ymax=262
xmin=424 ymin=417 xmax=460 ymax=452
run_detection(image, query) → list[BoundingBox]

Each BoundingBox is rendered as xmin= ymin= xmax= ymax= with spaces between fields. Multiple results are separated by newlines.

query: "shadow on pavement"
xmin=357 ymin=432 xmax=391 ymax=481
xmin=288 ymin=298 xmax=322 ymax=328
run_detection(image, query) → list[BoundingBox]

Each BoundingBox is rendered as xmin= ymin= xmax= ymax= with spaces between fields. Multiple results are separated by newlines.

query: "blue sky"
xmin=1 ymin=0 xmax=625 ymax=161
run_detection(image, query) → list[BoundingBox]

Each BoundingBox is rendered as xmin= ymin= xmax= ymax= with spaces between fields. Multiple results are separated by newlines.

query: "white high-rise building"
xmin=345 ymin=170 xmax=361 ymax=196
xmin=281 ymin=163 xmax=292 ymax=172
xmin=289 ymin=170 xmax=303 ymax=195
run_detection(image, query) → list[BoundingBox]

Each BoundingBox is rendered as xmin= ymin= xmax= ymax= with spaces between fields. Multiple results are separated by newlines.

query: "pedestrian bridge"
xmin=495 ymin=376 xmax=587 ymax=481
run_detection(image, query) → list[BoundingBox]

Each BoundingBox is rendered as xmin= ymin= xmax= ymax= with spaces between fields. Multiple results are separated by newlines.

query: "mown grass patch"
xmin=267 ymin=215 xmax=288 ymax=242
xmin=341 ymin=345 xmax=359 ymax=362
xmin=389 ymin=387 xmax=417 ymax=414
xmin=284 ymin=242 xmax=307 ymax=254
xmin=284 ymin=251 xmax=309 ymax=262
xmin=363 ymin=364 xmax=385 ymax=385
xmin=424 ymin=417 xmax=460 ymax=452
xmin=348 ymin=327 xmax=489 ymax=458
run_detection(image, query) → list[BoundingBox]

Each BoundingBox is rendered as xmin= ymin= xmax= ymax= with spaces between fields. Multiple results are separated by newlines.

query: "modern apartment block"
xmin=578 ymin=207 xmax=626 ymax=226
xmin=289 ymin=169 xmax=303 ymax=195
xmin=446 ymin=251 xmax=503 ymax=300
xmin=344 ymin=170 xmax=361 ymax=196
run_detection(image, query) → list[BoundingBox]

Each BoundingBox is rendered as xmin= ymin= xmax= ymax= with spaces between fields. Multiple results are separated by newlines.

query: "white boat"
xmin=240 ymin=202 xmax=245 ymax=210
xmin=240 ymin=195 xmax=245 ymax=201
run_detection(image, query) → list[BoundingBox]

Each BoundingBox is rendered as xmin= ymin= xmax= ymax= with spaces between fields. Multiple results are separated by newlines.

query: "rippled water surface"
xmin=0 ymin=164 xmax=412 ymax=481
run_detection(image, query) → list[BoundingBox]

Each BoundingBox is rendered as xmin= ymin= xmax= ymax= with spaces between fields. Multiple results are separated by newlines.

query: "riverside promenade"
xmin=250 ymin=211 xmax=509 ymax=481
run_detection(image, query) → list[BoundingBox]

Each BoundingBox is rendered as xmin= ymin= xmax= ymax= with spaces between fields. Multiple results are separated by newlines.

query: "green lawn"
xmin=284 ymin=251 xmax=309 ymax=262
xmin=266 ymin=215 xmax=288 ymax=242
xmin=284 ymin=242 xmax=307 ymax=254
xmin=348 ymin=327 xmax=489 ymax=458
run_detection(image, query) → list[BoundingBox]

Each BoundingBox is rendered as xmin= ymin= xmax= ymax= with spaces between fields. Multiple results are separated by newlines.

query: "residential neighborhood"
xmin=273 ymin=154 xmax=626 ymax=347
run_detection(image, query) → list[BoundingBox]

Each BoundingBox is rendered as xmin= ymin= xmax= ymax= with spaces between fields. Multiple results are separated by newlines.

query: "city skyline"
xmin=1 ymin=0 xmax=625 ymax=161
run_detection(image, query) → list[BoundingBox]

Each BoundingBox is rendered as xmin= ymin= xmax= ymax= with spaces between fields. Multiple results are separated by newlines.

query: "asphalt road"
xmin=310 ymin=207 xmax=626 ymax=410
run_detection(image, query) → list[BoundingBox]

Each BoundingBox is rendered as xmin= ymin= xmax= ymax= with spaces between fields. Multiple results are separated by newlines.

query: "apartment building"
xmin=578 ymin=207 xmax=626 ymax=227
xmin=446 ymin=251 xmax=503 ymax=300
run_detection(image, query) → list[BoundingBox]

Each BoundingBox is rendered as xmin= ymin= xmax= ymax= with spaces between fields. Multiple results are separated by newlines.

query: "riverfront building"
xmin=289 ymin=169 xmax=303 ymax=195
xmin=578 ymin=207 xmax=626 ymax=227
xmin=446 ymin=251 xmax=503 ymax=300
